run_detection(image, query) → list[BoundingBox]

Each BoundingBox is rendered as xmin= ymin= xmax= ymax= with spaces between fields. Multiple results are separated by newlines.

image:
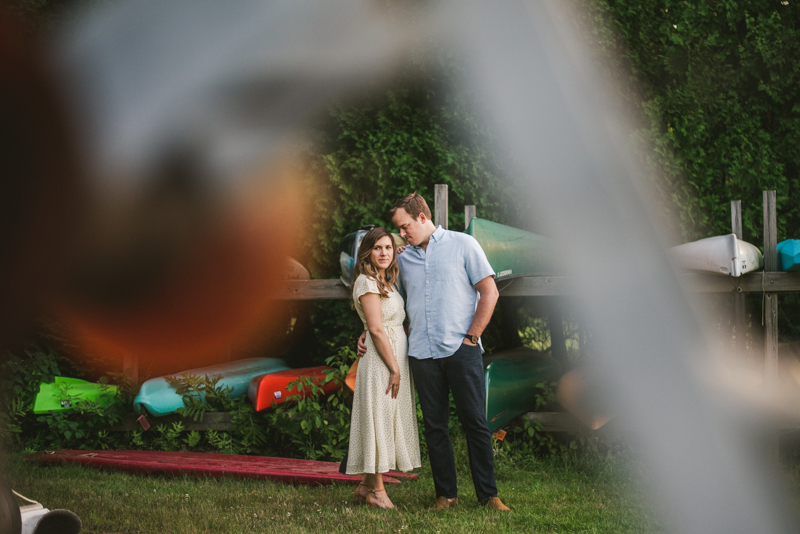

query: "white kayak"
xmin=669 ymin=234 xmax=763 ymax=277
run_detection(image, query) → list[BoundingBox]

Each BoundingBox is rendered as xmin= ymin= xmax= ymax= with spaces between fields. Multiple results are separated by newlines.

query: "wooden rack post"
xmin=731 ymin=201 xmax=746 ymax=346
xmin=434 ymin=184 xmax=448 ymax=229
xmin=122 ymin=353 xmax=138 ymax=386
xmin=763 ymin=190 xmax=779 ymax=459
xmin=465 ymin=205 xmax=476 ymax=230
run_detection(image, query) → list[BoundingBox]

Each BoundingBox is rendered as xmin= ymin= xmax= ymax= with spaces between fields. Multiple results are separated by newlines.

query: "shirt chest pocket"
xmin=434 ymin=257 xmax=463 ymax=281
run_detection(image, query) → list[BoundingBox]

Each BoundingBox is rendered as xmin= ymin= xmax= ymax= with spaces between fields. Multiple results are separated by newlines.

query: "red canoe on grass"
xmin=25 ymin=450 xmax=417 ymax=485
xmin=247 ymin=366 xmax=340 ymax=412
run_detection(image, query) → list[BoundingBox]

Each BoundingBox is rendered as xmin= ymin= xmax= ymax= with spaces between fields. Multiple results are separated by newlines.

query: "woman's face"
xmin=370 ymin=235 xmax=394 ymax=271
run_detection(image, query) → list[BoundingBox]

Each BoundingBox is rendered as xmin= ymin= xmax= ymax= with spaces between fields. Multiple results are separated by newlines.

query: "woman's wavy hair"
xmin=351 ymin=227 xmax=399 ymax=302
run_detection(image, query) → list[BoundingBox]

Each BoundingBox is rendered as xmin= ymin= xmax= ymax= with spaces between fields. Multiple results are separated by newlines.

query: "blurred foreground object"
xmin=0 ymin=7 xmax=82 ymax=349
xmin=16 ymin=491 xmax=81 ymax=534
xmin=45 ymin=0 xmax=420 ymax=368
xmin=556 ymin=367 xmax=613 ymax=431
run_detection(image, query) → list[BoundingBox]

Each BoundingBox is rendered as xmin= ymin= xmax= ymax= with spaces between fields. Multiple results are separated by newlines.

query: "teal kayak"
xmin=33 ymin=377 xmax=119 ymax=414
xmin=777 ymin=240 xmax=800 ymax=272
xmin=484 ymin=347 xmax=562 ymax=433
xmin=134 ymin=358 xmax=290 ymax=416
xmin=466 ymin=218 xmax=556 ymax=281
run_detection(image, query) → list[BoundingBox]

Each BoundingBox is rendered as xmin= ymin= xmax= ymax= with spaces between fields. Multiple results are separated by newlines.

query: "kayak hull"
xmin=133 ymin=357 xmax=290 ymax=416
xmin=777 ymin=239 xmax=800 ymax=272
xmin=25 ymin=450 xmax=416 ymax=485
xmin=33 ymin=377 xmax=119 ymax=414
xmin=247 ymin=366 xmax=340 ymax=411
xmin=466 ymin=218 xmax=555 ymax=280
xmin=669 ymin=234 xmax=762 ymax=276
xmin=484 ymin=347 xmax=562 ymax=433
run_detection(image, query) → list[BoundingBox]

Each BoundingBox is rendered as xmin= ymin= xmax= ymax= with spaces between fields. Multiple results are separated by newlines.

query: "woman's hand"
xmin=386 ymin=368 xmax=401 ymax=398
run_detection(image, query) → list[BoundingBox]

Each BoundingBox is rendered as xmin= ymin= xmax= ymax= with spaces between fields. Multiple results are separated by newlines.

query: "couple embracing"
xmin=344 ymin=193 xmax=510 ymax=512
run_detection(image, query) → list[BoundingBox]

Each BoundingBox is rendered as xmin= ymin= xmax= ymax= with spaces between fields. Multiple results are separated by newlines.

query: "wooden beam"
xmin=108 ymin=412 xmax=233 ymax=432
xmin=548 ymin=304 xmax=570 ymax=372
xmin=763 ymin=191 xmax=779 ymax=383
xmin=434 ymin=184 xmax=448 ymax=229
xmin=680 ymin=272 xmax=800 ymax=293
xmin=275 ymin=279 xmax=350 ymax=300
xmin=122 ymin=353 xmax=138 ymax=387
xmin=731 ymin=200 xmax=746 ymax=346
xmin=465 ymin=205 xmax=476 ymax=230
xmin=495 ymin=276 xmax=574 ymax=296
xmin=523 ymin=412 xmax=583 ymax=432
xmin=274 ymin=272 xmax=800 ymax=300
xmin=763 ymin=191 xmax=778 ymax=272
xmin=763 ymin=190 xmax=779 ymax=461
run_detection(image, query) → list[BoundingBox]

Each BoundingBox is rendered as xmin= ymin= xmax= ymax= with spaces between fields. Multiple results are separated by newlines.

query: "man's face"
xmin=392 ymin=207 xmax=425 ymax=247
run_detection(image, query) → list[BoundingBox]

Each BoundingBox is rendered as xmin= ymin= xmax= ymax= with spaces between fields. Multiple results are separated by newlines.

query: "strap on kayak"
xmin=12 ymin=490 xmax=39 ymax=506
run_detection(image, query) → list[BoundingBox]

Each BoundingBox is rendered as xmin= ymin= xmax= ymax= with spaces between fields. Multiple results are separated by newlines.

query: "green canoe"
xmin=484 ymin=347 xmax=562 ymax=433
xmin=466 ymin=218 xmax=556 ymax=281
xmin=33 ymin=377 xmax=119 ymax=414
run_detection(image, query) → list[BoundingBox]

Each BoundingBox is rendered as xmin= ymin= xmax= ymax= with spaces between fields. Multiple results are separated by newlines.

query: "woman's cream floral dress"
xmin=345 ymin=274 xmax=421 ymax=475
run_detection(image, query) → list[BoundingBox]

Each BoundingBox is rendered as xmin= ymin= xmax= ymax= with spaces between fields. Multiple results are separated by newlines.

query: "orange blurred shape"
xmin=345 ymin=358 xmax=358 ymax=393
xmin=57 ymin=160 xmax=305 ymax=375
xmin=0 ymin=9 xmax=82 ymax=348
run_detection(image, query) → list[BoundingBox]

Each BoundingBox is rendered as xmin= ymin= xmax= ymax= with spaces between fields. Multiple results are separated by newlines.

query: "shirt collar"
xmin=429 ymin=225 xmax=445 ymax=243
xmin=413 ymin=225 xmax=444 ymax=250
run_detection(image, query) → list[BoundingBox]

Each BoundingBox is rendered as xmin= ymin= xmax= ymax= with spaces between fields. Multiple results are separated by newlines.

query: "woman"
xmin=346 ymin=227 xmax=421 ymax=509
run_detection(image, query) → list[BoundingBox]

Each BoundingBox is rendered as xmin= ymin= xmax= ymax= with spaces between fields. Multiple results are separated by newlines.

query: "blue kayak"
xmin=777 ymin=240 xmax=800 ymax=272
xmin=134 ymin=358 xmax=290 ymax=416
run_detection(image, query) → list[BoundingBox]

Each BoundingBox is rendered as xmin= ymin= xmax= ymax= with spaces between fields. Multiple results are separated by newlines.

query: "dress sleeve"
xmin=353 ymin=275 xmax=381 ymax=303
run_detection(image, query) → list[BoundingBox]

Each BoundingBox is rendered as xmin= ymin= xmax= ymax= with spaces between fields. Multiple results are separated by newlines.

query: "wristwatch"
xmin=464 ymin=334 xmax=478 ymax=344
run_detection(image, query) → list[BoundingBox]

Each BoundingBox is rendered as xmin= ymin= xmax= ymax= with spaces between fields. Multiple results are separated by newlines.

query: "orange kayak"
xmin=247 ymin=366 xmax=340 ymax=411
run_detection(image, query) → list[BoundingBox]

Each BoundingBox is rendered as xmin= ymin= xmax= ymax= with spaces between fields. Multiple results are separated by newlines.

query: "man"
xmin=358 ymin=192 xmax=510 ymax=511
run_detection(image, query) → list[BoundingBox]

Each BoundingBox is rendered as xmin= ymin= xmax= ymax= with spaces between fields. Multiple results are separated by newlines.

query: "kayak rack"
xmin=115 ymin=187 xmax=795 ymax=438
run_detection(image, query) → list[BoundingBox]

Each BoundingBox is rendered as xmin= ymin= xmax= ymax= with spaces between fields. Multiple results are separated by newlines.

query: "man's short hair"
xmin=389 ymin=192 xmax=432 ymax=220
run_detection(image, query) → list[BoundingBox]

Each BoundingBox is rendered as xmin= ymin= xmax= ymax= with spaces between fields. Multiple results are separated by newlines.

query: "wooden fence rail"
xmin=275 ymin=272 xmax=800 ymax=300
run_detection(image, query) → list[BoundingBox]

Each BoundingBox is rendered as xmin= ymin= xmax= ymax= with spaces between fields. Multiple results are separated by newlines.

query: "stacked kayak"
xmin=33 ymin=377 xmax=119 ymax=414
xmin=777 ymin=239 xmax=800 ymax=271
xmin=466 ymin=218 xmax=556 ymax=281
xmin=484 ymin=347 xmax=562 ymax=432
xmin=248 ymin=366 xmax=340 ymax=411
xmin=134 ymin=357 xmax=289 ymax=416
xmin=669 ymin=234 xmax=762 ymax=276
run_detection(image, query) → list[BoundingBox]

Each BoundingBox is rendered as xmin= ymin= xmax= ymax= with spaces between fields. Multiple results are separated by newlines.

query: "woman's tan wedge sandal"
xmin=365 ymin=488 xmax=394 ymax=509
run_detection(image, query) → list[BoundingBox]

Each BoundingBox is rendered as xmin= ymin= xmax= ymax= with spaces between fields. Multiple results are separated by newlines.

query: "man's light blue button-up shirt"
xmin=397 ymin=226 xmax=495 ymax=359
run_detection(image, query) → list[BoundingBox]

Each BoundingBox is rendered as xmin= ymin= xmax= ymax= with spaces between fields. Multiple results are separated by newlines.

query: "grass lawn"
xmin=2 ymin=449 xmax=661 ymax=534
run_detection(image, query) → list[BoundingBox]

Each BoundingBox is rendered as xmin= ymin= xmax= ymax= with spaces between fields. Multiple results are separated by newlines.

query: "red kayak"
xmin=247 ymin=366 xmax=340 ymax=412
xmin=26 ymin=450 xmax=417 ymax=485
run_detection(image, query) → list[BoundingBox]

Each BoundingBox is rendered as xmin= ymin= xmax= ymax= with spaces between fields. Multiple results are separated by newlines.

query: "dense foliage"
xmin=579 ymin=0 xmax=800 ymax=334
xmin=582 ymin=0 xmax=800 ymax=244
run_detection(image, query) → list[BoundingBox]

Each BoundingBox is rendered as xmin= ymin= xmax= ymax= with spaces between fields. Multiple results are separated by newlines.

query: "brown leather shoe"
xmin=432 ymin=496 xmax=458 ymax=510
xmin=482 ymin=496 xmax=512 ymax=512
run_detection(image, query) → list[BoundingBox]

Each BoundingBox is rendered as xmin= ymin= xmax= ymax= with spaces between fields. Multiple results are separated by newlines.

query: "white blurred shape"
xmin=453 ymin=0 xmax=796 ymax=532
xmin=52 ymin=0 xmax=422 ymax=193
